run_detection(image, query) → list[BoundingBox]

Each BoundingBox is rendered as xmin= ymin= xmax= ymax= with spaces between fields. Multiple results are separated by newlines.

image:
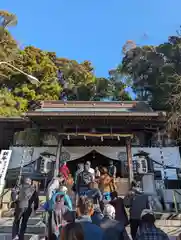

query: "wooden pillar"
xmin=54 ymin=135 xmax=63 ymax=177
xmin=126 ymin=137 xmax=134 ymax=184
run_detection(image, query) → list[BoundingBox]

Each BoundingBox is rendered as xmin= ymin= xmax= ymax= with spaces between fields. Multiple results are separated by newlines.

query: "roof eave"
xmin=0 ymin=116 xmax=30 ymax=123
xmin=25 ymin=111 xmax=166 ymax=118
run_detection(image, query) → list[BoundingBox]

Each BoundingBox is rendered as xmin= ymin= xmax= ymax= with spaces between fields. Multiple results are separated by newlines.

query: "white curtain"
xmin=64 ymin=146 xmax=126 ymax=161
xmin=9 ymin=146 xmax=181 ymax=171
xmin=94 ymin=146 xmax=126 ymax=160
xmin=63 ymin=147 xmax=93 ymax=161
xmin=9 ymin=146 xmax=128 ymax=169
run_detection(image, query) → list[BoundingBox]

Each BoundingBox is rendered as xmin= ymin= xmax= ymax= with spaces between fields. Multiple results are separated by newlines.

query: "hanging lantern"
xmin=137 ymin=156 xmax=148 ymax=174
xmin=38 ymin=152 xmax=56 ymax=174
xmin=39 ymin=158 xmax=52 ymax=174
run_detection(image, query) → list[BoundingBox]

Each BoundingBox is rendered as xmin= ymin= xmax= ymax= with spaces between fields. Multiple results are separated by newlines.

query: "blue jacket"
xmin=76 ymin=215 xmax=103 ymax=240
xmin=91 ymin=209 xmax=104 ymax=226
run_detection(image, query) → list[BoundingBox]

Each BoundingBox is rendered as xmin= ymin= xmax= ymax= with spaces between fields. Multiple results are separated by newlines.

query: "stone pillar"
xmin=126 ymin=137 xmax=134 ymax=184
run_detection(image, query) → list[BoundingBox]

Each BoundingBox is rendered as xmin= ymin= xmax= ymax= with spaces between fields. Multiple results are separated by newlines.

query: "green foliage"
xmin=121 ymin=36 xmax=181 ymax=110
xmin=0 ymin=10 xmax=19 ymax=81
xmin=0 ymin=10 xmax=132 ymax=117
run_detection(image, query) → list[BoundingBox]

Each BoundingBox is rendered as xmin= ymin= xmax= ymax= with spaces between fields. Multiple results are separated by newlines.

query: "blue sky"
xmin=1 ymin=0 xmax=181 ymax=78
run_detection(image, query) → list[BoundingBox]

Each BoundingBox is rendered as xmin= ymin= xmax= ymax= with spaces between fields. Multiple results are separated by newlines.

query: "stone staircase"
xmin=1 ymin=189 xmax=181 ymax=237
xmin=1 ymin=210 xmax=181 ymax=237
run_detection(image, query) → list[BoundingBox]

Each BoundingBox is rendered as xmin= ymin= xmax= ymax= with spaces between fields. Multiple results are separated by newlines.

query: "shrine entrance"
xmin=67 ymin=150 xmax=124 ymax=178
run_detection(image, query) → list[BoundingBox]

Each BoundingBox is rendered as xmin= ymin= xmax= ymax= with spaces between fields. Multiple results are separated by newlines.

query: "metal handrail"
xmin=174 ymin=189 xmax=181 ymax=197
xmin=0 ymin=188 xmax=10 ymax=199
xmin=172 ymin=190 xmax=181 ymax=214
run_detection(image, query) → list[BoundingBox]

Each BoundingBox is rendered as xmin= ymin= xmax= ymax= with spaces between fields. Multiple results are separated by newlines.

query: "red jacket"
xmin=59 ymin=164 xmax=70 ymax=180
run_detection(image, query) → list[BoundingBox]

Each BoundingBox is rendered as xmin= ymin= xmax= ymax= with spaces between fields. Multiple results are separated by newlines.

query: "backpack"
xmin=80 ymin=171 xmax=92 ymax=185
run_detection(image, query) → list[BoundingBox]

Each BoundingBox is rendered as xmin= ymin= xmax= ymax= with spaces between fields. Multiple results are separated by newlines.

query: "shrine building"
xmin=1 ymin=101 xmax=181 ymax=195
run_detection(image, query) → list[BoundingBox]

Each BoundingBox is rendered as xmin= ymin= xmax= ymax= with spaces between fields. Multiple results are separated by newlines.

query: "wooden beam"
xmin=58 ymin=132 xmax=133 ymax=138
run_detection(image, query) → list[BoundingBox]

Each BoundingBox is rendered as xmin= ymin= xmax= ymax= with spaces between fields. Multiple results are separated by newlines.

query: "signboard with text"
xmin=0 ymin=150 xmax=12 ymax=184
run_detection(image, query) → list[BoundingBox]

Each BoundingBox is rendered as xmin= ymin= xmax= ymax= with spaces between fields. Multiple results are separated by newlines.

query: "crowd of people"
xmin=11 ymin=159 xmax=172 ymax=240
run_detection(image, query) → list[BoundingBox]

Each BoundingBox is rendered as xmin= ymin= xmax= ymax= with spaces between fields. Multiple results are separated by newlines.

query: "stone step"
xmin=0 ymin=218 xmax=45 ymax=234
xmin=0 ymin=233 xmax=40 ymax=240
xmin=0 ymin=208 xmax=44 ymax=218
xmin=156 ymin=219 xmax=181 ymax=227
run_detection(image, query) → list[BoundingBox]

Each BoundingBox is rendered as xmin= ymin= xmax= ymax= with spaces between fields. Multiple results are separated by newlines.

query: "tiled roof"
xmin=36 ymin=100 xmax=154 ymax=112
xmin=25 ymin=101 xmax=166 ymax=118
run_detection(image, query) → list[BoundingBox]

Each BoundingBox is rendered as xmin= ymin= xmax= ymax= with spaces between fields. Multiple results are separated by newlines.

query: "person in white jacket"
xmin=46 ymin=175 xmax=64 ymax=201
xmin=85 ymin=161 xmax=95 ymax=180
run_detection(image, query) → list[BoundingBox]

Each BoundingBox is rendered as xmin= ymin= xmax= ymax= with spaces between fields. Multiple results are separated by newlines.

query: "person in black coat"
xmin=110 ymin=191 xmax=129 ymax=227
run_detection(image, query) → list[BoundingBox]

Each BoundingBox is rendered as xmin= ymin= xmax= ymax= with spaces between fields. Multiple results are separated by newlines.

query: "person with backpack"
xmin=49 ymin=193 xmax=74 ymax=240
xmin=46 ymin=175 xmax=65 ymax=201
xmin=43 ymin=188 xmax=74 ymax=240
xmin=48 ymin=190 xmax=73 ymax=211
xmin=12 ymin=177 xmax=39 ymax=240
xmin=76 ymin=163 xmax=94 ymax=196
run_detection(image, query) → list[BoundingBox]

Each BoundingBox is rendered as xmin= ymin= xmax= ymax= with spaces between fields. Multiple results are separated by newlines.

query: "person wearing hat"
xmin=59 ymin=159 xmax=70 ymax=181
xmin=136 ymin=209 xmax=169 ymax=239
xmin=76 ymin=162 xmax=94 ymax=195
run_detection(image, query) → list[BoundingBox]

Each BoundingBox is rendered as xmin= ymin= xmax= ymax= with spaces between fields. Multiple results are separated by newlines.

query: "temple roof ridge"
xmin=29 ymin=100 xmax=158 ymax=113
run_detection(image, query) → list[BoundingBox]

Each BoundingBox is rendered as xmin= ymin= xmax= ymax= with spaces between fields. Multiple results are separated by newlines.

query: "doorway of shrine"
xmin=67 ymin=150 xmax=125 ymax=178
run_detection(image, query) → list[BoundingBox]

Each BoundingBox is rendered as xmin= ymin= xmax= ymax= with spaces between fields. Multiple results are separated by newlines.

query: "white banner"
xmin=0 ymin=150 xmax=12 ymax=184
